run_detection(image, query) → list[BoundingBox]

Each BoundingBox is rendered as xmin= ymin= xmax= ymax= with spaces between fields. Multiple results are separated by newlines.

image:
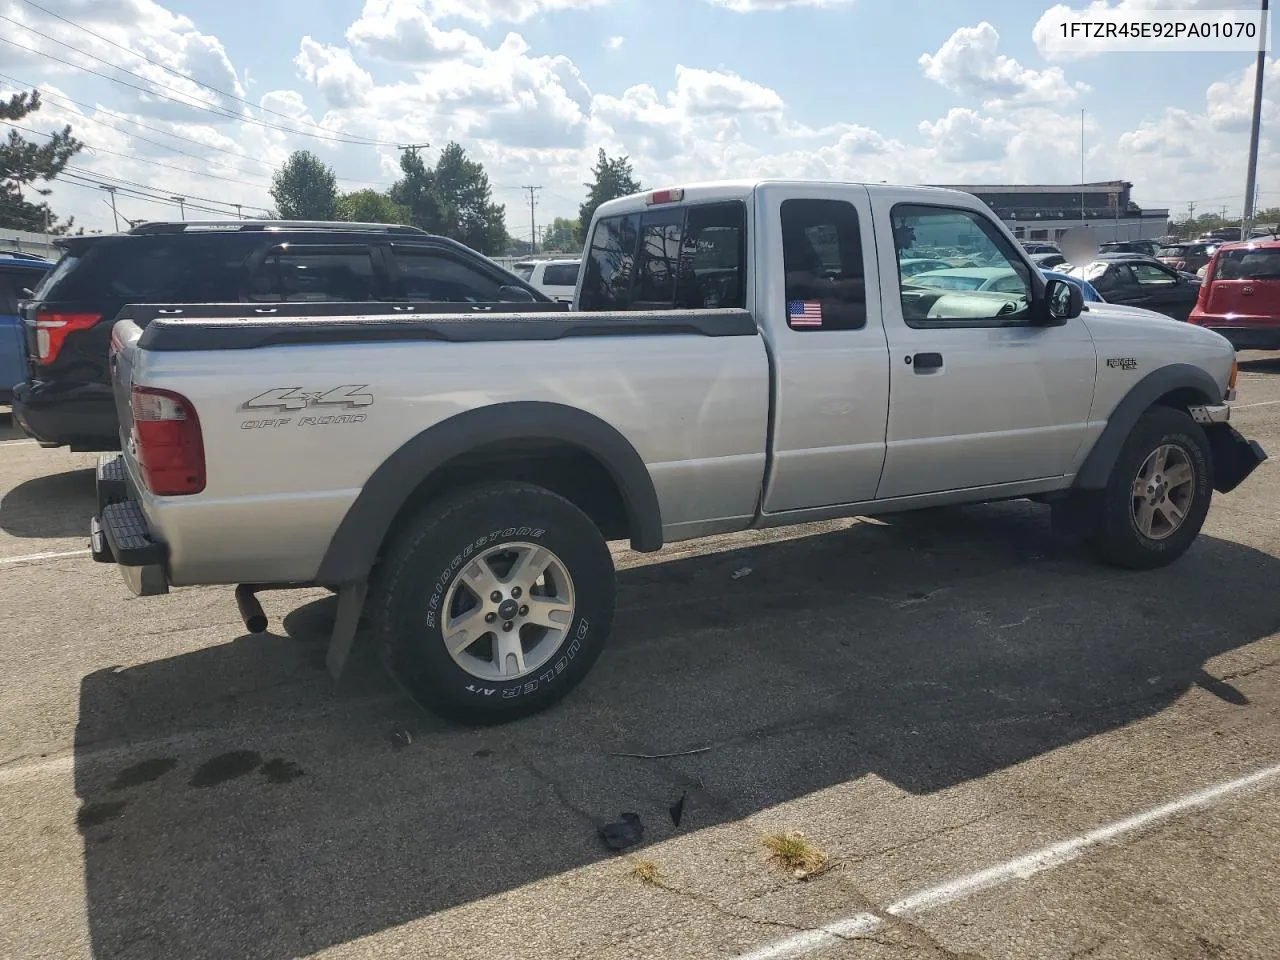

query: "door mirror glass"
xmin=1045 ymin=277 xmax=1083 ymax=322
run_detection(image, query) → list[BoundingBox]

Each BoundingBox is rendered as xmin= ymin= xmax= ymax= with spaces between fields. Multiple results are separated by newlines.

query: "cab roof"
xmin=592 ymin=179 xmax=974 ymax=221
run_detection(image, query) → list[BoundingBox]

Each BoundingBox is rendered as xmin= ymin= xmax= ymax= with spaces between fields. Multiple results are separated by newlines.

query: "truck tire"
xmin=374 ymin=481 xmax=615 ymax=724
xmin=1088 ymin=406 xmax=1214 ymax=570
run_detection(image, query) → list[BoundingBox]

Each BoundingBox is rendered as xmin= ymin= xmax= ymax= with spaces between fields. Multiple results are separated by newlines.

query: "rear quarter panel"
xmin=131 ymin=330 xmax=769 ymax=585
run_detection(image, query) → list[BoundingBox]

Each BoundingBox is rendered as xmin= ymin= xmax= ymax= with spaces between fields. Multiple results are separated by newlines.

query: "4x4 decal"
xmin=241 ymin=385 xmax=374 ymax=412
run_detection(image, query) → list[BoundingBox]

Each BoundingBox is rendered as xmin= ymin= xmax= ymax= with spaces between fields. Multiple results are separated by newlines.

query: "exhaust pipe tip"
xmin=234 ymin=584 xmax=268 ymax=634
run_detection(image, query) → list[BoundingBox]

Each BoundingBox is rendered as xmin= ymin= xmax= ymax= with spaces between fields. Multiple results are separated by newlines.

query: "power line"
xmin=15 ymin=0 xmax=398 ymax=147
xmin=61 ymin=167 xmax=271 ymax=215
xmin=2 ymin=119 xmax=276 ymax=190
xmin=0 ymin=72 xmax=394 ymax=187
xmin=0 ymin=32 xmax=385 ymax=147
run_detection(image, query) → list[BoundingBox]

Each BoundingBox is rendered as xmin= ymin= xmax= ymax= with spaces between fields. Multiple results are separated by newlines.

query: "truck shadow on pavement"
xmin=72 ymin=502 xmax=1280 ymax=959
xmin=0 ymin=467 xmax=95 ymax=538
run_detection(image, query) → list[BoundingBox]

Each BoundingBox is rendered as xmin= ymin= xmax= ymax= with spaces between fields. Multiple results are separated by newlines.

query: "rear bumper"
xmin=91 ymin=454 xmax=169 ymax=596
xmin=1194 ymin=325 xmax=1280 ymax=351
xmin=11 ymin=379 xmax=120 ymax=450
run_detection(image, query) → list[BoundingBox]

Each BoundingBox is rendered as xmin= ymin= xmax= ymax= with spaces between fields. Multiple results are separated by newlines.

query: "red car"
xmin=1188 ymin=238 xmax=1280 ymax=350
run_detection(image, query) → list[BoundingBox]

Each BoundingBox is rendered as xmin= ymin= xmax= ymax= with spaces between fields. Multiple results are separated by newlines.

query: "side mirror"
xmin=1043 ymin=277 xmax=1083 ymax=324
xmin=498 ymin=284 xmax=537 ymax=302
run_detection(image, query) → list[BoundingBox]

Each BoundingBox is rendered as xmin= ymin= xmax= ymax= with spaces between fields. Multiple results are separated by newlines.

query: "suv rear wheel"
xmin=374 ymin=481 xmax=615 ymax=724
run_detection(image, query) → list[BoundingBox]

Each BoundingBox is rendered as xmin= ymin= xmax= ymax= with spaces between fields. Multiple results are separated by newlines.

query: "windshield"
xmin=1158 ymin=246 xmax=1188 ymax=257
xmin=30 ymin=252 xmax=79 ymax=299
xmin=511 ymin=263 xmax=535 ymax=281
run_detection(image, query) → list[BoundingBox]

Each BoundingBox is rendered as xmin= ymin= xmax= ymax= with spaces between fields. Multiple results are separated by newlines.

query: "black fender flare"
xmin=315 ymin=401 xmax=663 ymax=585
xmin=1073 ymin=362 xmax=1222 ymax=489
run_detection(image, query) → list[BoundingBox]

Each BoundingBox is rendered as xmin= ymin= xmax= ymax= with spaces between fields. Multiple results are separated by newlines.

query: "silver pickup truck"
xmin=93 ymin=180 xmax=1266 ymax=723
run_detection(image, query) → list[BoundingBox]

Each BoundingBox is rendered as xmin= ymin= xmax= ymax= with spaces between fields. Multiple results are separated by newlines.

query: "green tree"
xmin=577 ymin=149 xmax=641 ymax=242
xmin=336 ymin=188 xmax=409 ymax=224
xmin=269 ymin=150 xmax=338 ymax=220
xmin=0 ymin=90 xmax=83 ymax=232
xmin=388 ymin=147 xmax=439 ymax=230
xmin=431 ymin=142 xmax=507 ymax=254
xmin=542 ymin=216 xmax=581 ymax=252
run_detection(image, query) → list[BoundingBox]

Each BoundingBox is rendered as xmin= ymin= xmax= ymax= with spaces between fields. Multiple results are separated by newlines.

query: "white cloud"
xmin=920 ymin=22 xmax=1087 ymax=108
xmin=918 ymin=108 xmax=1017 ymax=163
xmin=670 ymin=66 xmax=784 ymax=116
xmin=424 ymin=0 xmax=608 ymax=26
xmin=705 ymin=0 xmax=853 ymax=11
xmin=345 ymin=0 xmax=485 ymax=63
xmin=604 ymin=36 xmax=624 ymax=51
xmin=294 ymin=39 xmax=373 ymax=109
xmin=1206 ymin=55 xmax=1279 ymax=133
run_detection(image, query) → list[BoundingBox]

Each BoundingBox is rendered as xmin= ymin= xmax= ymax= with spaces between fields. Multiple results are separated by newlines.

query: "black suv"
xmin=13 ymin=221 xmax=549 ymax=450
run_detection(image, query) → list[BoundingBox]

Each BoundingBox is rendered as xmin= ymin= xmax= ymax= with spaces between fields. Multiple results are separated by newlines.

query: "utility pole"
xmin=523 ymin=185 xmax=541 ymax=254
xmin=170 ymin=196 xmax=186 ymax=221
xmin=1187 ymin=200 xmax=1197 ymax=233
xmin=1080 ymin=108 xmax=1086 ymax=223
xmin=398 ymin=143 xmax=430 ymax=157
xmin=100 ymin=185 xmax=120 ymax=232
xmin=1242 ymin=0 xmax=1269 ymax=239
xmin=233 ymin=203 xmax=243 ymax=220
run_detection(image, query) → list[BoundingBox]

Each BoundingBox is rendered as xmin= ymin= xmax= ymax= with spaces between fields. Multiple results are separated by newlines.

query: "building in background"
xmin=933 ymin=181 xmax=1170 ymax=244
xmin=0 ymin=228 xmax=60 ymax=260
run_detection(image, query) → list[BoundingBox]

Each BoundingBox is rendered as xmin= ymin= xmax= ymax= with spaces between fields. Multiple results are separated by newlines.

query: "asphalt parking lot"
xmin=2 ymin=359 xmax=1280 ymax=960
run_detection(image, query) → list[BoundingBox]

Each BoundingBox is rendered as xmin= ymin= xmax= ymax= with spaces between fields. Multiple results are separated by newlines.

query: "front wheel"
xmin=375 ymin=482 xmax=615 ymax=724
xmin=1088 ymin=406 xmax=1214 ymax=570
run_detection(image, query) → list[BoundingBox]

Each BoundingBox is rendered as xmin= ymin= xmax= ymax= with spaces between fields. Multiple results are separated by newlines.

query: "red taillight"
xmin=130 ymin=386 xmax=205 ymax=496
xmin=646 ymin=188 xmax=685 ymax=205
xmin=34 ymin=311 xmax=101 ymax=364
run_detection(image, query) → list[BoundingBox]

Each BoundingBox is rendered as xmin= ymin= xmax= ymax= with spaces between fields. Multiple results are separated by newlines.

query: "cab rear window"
xmin=579 ymin=201 xmax=746 ymax=311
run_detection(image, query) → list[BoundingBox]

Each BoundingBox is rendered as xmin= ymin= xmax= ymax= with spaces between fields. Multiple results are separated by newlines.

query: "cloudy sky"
xmin=0 ymin=0 xmax=1275 ymax=237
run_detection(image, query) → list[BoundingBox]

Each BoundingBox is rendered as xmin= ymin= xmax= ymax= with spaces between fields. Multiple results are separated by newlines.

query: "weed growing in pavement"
xmin=761 ymin=831 xmax=829 ymax=878
xmin=629 ymin=859 xmax=663 ymax=886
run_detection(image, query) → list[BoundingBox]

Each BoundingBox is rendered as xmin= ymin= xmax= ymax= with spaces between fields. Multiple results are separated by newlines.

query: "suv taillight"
xmin=34 ymin=311 xmax=101 ymax=364
xmin=130 ymin=386 xmax=205 ymax=496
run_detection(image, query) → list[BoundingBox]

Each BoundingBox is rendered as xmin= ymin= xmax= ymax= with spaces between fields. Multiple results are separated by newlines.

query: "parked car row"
xmin=8 ymin=221 xmax=553 ymax=450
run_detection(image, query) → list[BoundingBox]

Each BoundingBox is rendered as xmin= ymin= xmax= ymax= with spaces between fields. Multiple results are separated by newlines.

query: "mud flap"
xmin=1206 ymin=424 xmax=1268 ymax=494
xmin=326 ymin=581 xmax=368 ymax=682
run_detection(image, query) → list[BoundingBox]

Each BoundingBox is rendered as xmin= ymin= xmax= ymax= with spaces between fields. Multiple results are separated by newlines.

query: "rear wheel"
xmin=1088 ymin=406 xmax=1214 ymax=570
xmin=374 ymin=481 xmax=615 ymax=724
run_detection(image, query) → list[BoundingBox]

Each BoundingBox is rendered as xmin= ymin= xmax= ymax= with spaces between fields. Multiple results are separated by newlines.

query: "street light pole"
xmin=100 ymin=185 xmax=120 ymax=232
xmin=1241 ymin=0 xmax=1269 ymax=239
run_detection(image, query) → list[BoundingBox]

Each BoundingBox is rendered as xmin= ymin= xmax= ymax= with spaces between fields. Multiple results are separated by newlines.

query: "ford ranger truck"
xmin=93 ymin=180 xmax=1267 ymax=724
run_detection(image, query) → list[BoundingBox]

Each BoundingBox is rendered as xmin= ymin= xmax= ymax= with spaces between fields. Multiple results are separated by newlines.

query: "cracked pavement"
xmin=2 ymin=354 xmax=1280 ymax=960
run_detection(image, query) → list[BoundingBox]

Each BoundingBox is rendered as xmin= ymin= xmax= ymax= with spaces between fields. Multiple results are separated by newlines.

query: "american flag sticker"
xmin=788 ymin=300 xmax=823 ymax=328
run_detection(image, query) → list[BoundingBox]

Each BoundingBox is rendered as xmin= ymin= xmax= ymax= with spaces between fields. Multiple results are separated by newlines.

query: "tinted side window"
xmin=391 ymin=250 xmax=502 ymax=301
xmin=1219 ymin=250 xmax=1280 ymax=280
xmin=678 ymin=202 xmax=746 ymax=309
xmin=249 ymin=249 xmax=378 ymax=302
xmin=104 ymin=235 xmax=259 ymax=302
xmin=892 ymin=204 xmax=1030 ymax=326
xmin=782 ymin=198 xmax=866 ymax=331
xmin=1129 ymin=263 xmax=1176 ymax=286
xmin=580 ymin=214 xmax=639 ymax=310
xmin=541 ymin=263 xmax=580 ymax=286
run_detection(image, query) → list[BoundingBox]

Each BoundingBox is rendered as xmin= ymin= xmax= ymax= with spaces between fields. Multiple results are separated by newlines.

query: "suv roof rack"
xmin=126 ymin=220 xmax=429 ymax=236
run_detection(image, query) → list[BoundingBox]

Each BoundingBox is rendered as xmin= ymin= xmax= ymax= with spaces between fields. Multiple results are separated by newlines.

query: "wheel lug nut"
xmin=485 ymin=612 xmax=497 ymax=624
xmin=502 ymin=621 xmax=514 ymax=632
xmin=519 ymin=604 xmax=529 ymax=616
xmin=490 ymin=591 xmax=502 ymax=603
xmin=511 ymin=586 xmax=522 ymax=599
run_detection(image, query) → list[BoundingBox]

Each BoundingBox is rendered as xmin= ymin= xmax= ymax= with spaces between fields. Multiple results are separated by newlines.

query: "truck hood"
xmin=1082 ymin=301 xmax=1235 ymax=397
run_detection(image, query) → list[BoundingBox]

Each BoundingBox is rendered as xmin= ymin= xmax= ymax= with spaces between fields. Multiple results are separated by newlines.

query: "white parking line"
xmin=0 ymin=549 xmax=91 ymax=565
xmin=736 ymin=761 xmax=1280 ymax=960
xmin=1233 ymin=399 xmax=1280 ymax=409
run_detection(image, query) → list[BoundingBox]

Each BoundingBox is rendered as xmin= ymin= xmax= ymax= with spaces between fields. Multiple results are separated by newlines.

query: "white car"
xmin=511 ymin=259 xmax=581 ymax=303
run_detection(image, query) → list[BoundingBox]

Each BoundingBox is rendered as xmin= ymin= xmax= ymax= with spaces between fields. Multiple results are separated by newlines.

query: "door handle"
xmin=909 ymin=352 xmax=943 ymax=372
